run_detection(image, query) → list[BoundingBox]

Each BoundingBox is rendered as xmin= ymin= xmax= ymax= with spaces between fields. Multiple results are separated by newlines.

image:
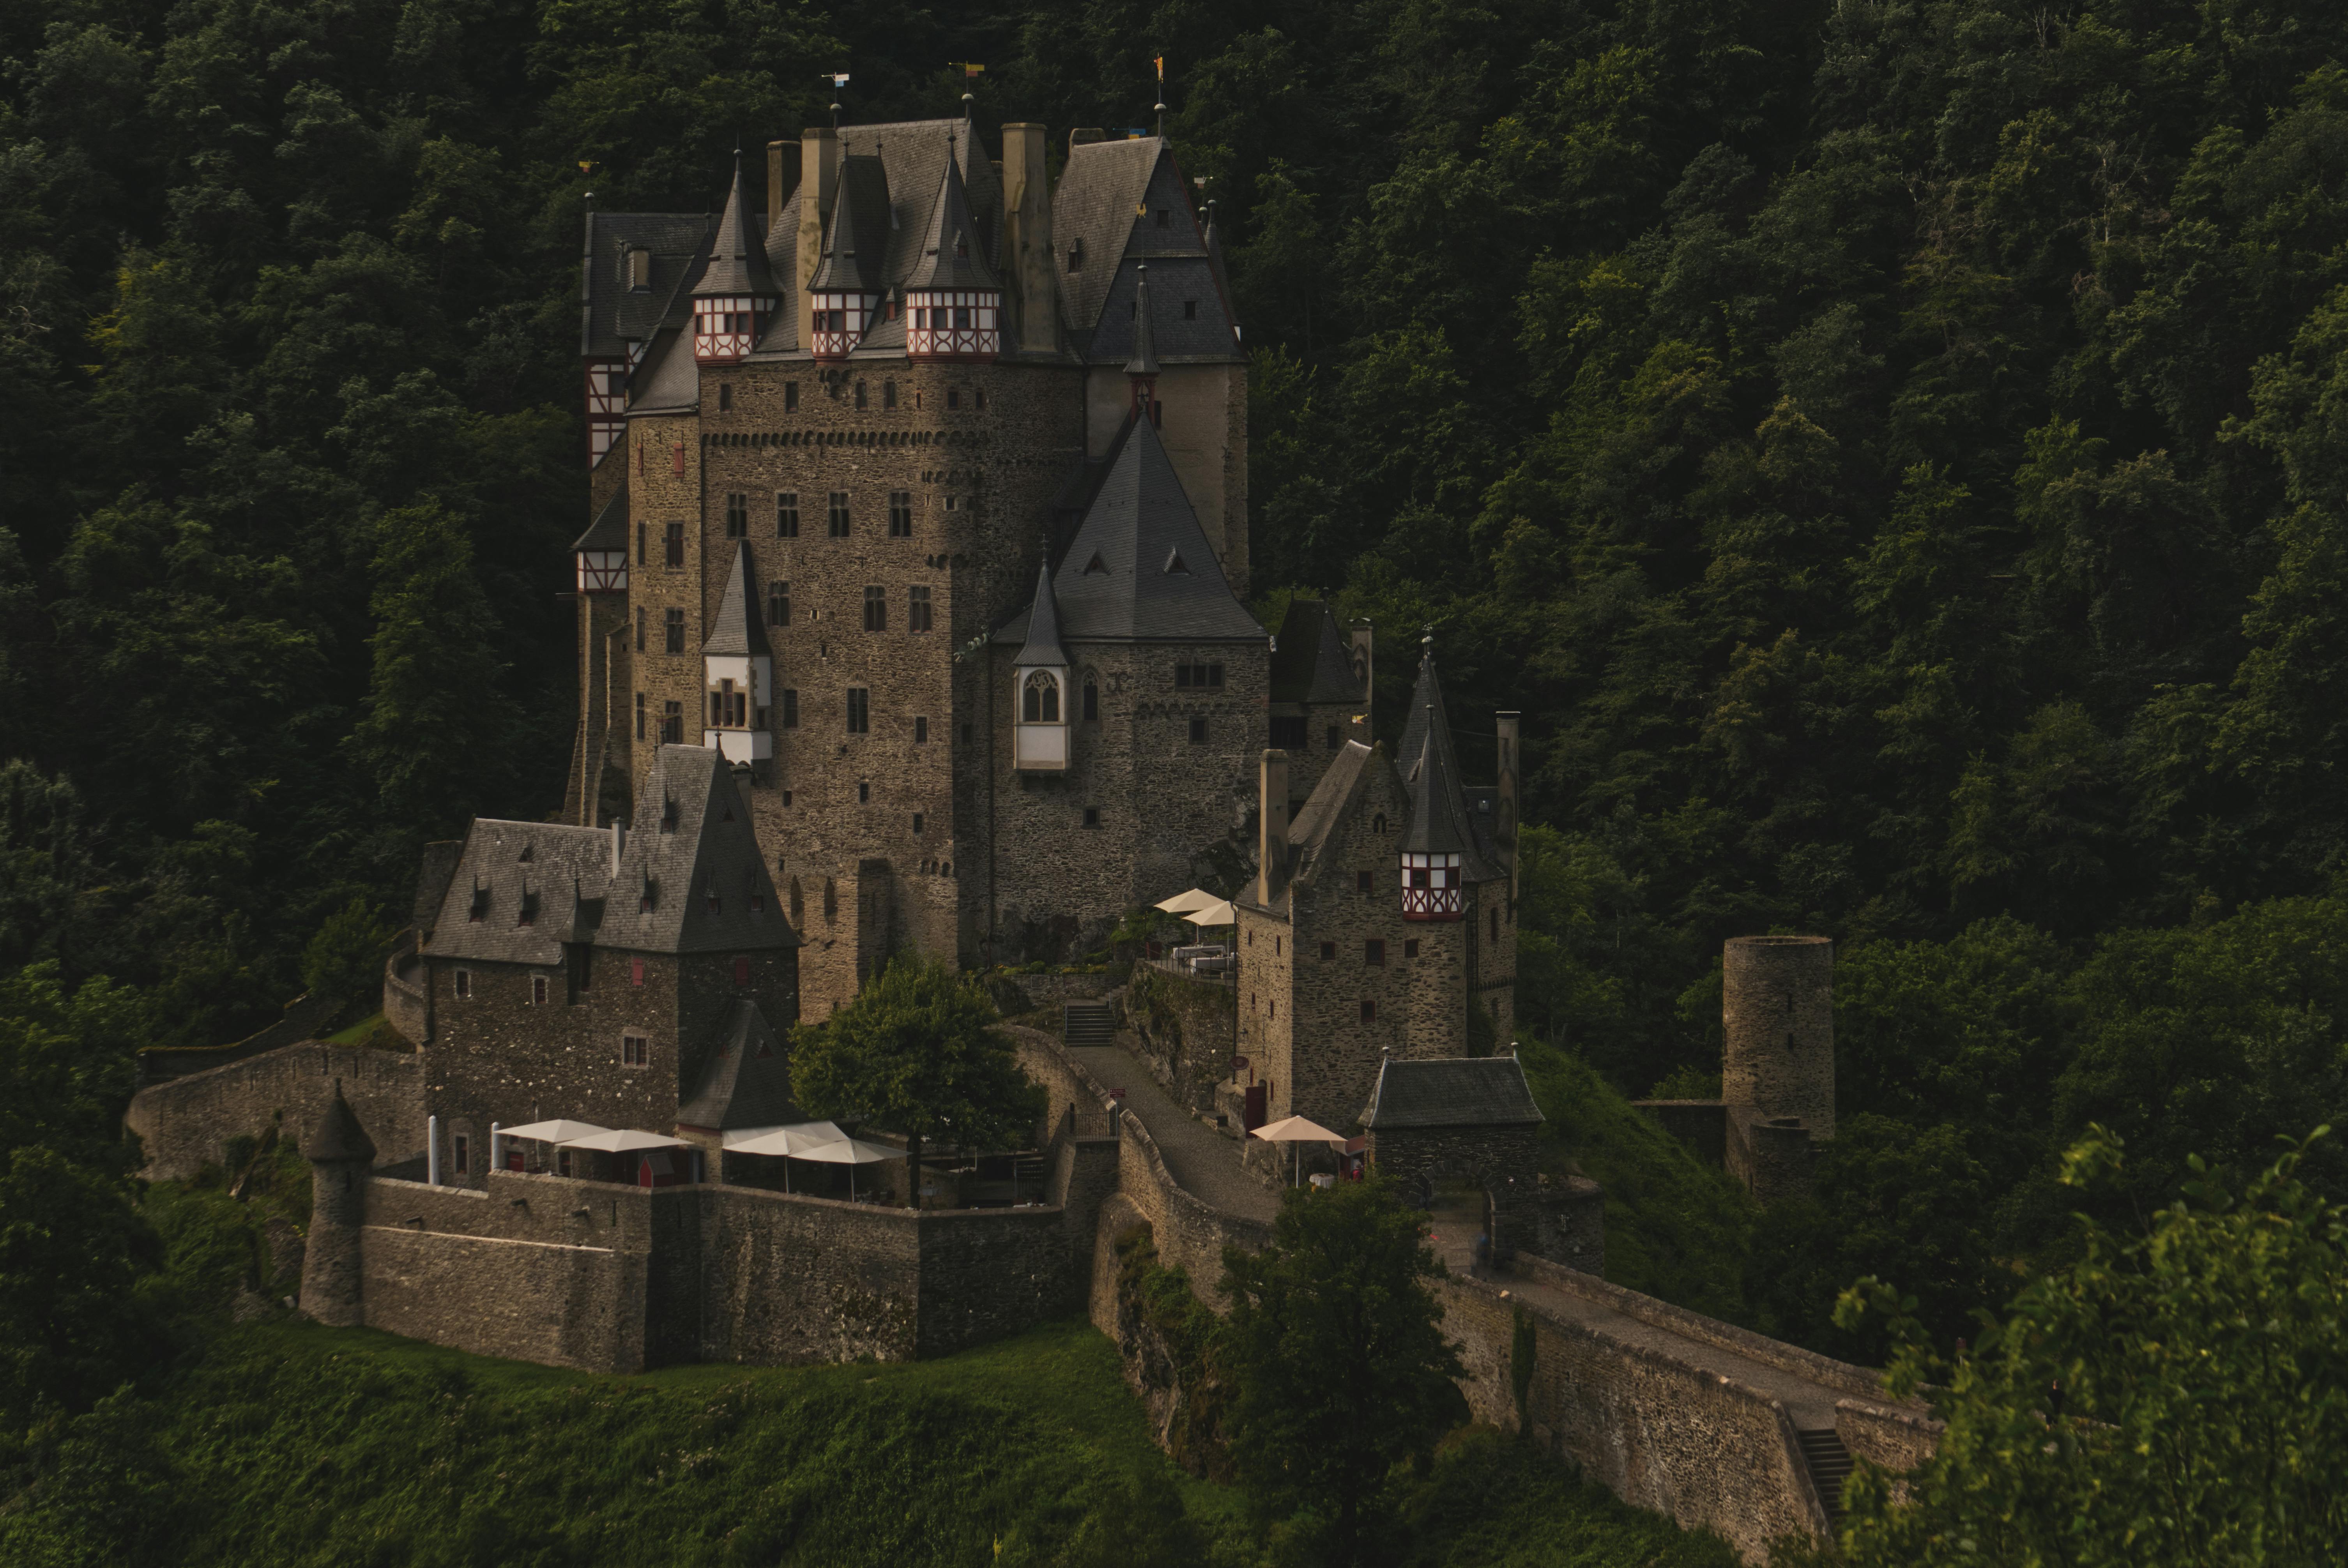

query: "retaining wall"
xmin=1121 ymin=966 xmax=1238 ymax=1112
xmin=136 ymin=990 xmax=343 ymax=1086
xmin=127 ymin=1041 xmax=428 ymax=1181
xmin=383 ymin=935 xmax=429 ymax=1046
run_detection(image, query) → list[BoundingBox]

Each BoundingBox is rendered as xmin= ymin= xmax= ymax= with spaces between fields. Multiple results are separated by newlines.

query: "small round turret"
xmin=1721 ymin=936 xmax=1834 ymax=1138
xmin=299 ymin=1079 xmax=377 ymax=1327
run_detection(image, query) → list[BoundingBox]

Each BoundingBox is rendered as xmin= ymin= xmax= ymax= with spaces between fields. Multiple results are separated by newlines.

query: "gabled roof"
xmin=1052 ymin=137 xmax=1162 ymax=335
xmin=1270 ymin=600 xmax=1365 ymax=706
xmin=423 ymin=747 xmax=794 ymax=964
xmin=808 ymin=157 xmax=882 ymax=293
xmin=837 ymin=118 xmax=1005 ymax=289
xmin=627 ymin=325 xmax=699 ymax=415
xmin=701 ymin=541 xmax=771 ymax=659
xmin=1361 ymin=1055 xmax=1545 ymax=1130
xmin=580 ymin=211 xmax=719 ymax=357
xmin=907 ymin=140 xmax=1001 ymax=291
xmin=694 ymin=153 xmax=777 ymax=297
xmin=308 ymin=1080 xmax=379 ymax=1163
xmin=1015 ymin=557 xmax=1069 ymax=666
xmin=1051 ymin=140 xmax=1239 ymax=364
xmin=1285 ymin=740 xmax=1380 ymax=890
xmin=994 ymin=415 xmax=1263 ymax=645
xmin=677 ymin=999 xmax=795 ymax=1130
xmin=572 ymin=479 xmax=628 ymax=554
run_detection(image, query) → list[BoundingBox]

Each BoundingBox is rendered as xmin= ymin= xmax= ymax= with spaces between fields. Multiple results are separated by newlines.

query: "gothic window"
xmin=1023 ymin=671 xmax=1060 ymax=722
xmin=780 ymin=689 xmax=799 ymax=728
xmin=828 ymin=491 xmax=850 ymax=537
xmin=725 ymin=493 xmax=748 ymax=538
xmin=847 ymin=687 xmax=870 ymax=733
xmin=767 ymin=581 xmax=790 ymax=626
xmin=777 ymin=492 xmax=799 ymax=537
xmin=1188 ymin=716 xmax=1207 ymax=744
xmin=664 ymin=521 xmax=685 ymax=567
xmin=1082 ymin=679 xmax=1098 ymax=720
xmin=888 ymin=491 xmax=913 ymax=536
xmin=664 ymin=608 xmax=685 ymax=653
xmin=909 ymin=584 xmax=932 ymax=631
xmin=862 ymin=586 xmax=886 ymax=631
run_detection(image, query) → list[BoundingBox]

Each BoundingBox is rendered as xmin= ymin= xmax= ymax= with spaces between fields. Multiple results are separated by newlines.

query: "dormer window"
xmin=1066 ymin=238 xmax=1084 ymax=272
xmin=518 ymin=890 xmax=540 ymax=927
xmin=626 ymin=246 xmax=651 ymax=290
xmin=640 ymin=877 xmax=657 ymax=914
xmin=469 ymin=884 xmax=488 ymax=922
xmin=661 ymin=795 xmax=678 ymax=831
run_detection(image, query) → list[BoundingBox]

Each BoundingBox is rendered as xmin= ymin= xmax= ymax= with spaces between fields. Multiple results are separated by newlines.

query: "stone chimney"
xmin=766 ymin=139 xmax=799 ymax=255
xmin=609 ymin=816 xmax=626 ymax=878
xmin=1001 ymin=122 xmax=1056 ymax=355
xmin=1349 ymin=619 xmax=1375 ymax=738
xmin=1257 ymin=748 xmax=1290 ymax=909
xmin=795 ymin=128 xmax=841 ymax=346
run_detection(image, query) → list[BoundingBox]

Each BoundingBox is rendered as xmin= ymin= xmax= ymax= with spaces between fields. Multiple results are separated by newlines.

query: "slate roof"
xmin=906 ymin=144 xmax=1001 ymax=291
xmin=1050 ymin=140 xmax=1239 ymax=364
xmin=309 ymin=1081 xmax=379 ymax=1162
xmin=573 ymin=479 xmax=628 ymax=553
xmin=580 ymin=211 xmax=719 ymax=358
xmin=701 ymin=541 xmax=771 ymax=659
xmin=808 ymin=156 xmax=885 ymax=293
xmin=837 ymin=117 xmax=1005 ymax=288
xmin=628 ymin=326 xmax=699 ymax=415
xmin=1084 ymin=254 xmax=1238 ymax=364
xmin=1285 ymin=739 xmax=1379 ymax=890
xmin=1270 ymin=600 xmax=1366 ymax=706
xmin=1015 ymin=557 xmax=1069 ymax=667
xmin=1124 ymin=263 xmax=1160 ymax=376
xmin=423 ymin=747 xmax=794 ymax=964
xmin=677 ymin=999 xmax=796 ymax=1130
xmin=1052 ymin=137 xmax=1161 ymax=334
xmin=1360 ymin=1055 xmax=1545 ymax=1130
xmin=1396 ymin=652 xmax=1500 ymax=877
xmin=694 ymin=155 xmax=777 ymax=297
xmin=991 ymin=414 xmax=1263 ymax=645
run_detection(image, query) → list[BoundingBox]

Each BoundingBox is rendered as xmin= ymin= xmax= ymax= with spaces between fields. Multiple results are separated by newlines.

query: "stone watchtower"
xmin=1637 ymin=935 xmax=1835 ymax=1203
xmin=299 ymin=1080 xmax=375 ymax=1327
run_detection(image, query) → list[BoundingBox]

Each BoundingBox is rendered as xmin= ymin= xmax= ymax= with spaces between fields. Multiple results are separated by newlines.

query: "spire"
xmin=1399 ymin=705 xmax=1475 ymax=857
xmin=1125 ymin=263 xmax=1160 ymax=378
xmin=1015 ymin=553 xmax=1070 ymax=667
xmin=700 ymin=541 xmax=772 ymax=658
xmin=808 ymin=166 xmax=876 ymax=293
xmin=694 ymin=147 xmax=777 ymax=298
xmin=908 ymin=136 xmax=1001 ymax=291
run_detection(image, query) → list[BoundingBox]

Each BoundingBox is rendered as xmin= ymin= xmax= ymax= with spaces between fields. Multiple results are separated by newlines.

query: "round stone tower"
xmin=299 ymin=1079 xmax=377 ymax=1327
xmin=1720 ymin=935 xmax=1835 ymax=1139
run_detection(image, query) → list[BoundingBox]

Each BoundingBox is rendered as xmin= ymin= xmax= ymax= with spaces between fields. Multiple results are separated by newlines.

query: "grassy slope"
xmin=2 ymin=1313 xmax=1736 ymax=1568
xmin=1515 ymin=1040 xmax=1757 ymax=1324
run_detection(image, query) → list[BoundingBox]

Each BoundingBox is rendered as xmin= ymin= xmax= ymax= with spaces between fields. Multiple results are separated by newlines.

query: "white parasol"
xmin=1250 ymin=1115 xmax=1349 ymax=1186
xmin=1154 ymin=888 xmax=1222 ymax=914
xmin=500 ymin=1119 xmax=611 ymax=1144
xmin=1181 ymin=899 xmax=1238 ymax=927
xmin=557 ymin=1128 xmax=690 ymax=1153
xmin=790 ymin=1135 xmax=905 ymax=1202
xmin=723 ymin=1121 xmax=850 ymax=1193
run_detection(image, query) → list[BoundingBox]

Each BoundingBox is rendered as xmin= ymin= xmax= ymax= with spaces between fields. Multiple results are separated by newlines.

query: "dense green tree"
xmin=1219 ymin=1176 xmax=1466 ymax=1566
xmin=791 ymin=955 xmax=1043 ymax=1206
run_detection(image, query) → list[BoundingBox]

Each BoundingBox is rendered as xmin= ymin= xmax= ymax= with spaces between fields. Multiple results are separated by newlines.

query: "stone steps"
xmin=1796 ymin=1427 xmax=1855 ymax=1528
xmin=1063 ymin=1001 xmax=1113 ymax=1048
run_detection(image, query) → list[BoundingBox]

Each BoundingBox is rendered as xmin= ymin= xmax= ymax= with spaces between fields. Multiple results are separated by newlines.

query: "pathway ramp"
xmin=1064 ymin=1043 xmax=1278 ymax=1224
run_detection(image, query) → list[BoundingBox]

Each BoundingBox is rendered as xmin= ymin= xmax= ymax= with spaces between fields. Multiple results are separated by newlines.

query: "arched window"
xmin=1023 ymin=670 xmax=1061 ymax=723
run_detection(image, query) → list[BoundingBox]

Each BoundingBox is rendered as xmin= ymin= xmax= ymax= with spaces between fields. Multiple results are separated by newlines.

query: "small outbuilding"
xmin=1360 ymin=1052 xmax=1545 ymax=1258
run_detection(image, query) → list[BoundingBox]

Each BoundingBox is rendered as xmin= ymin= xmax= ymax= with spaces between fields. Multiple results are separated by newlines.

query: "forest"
xmin=5 ymin=0 xmax=2348 ymax=1495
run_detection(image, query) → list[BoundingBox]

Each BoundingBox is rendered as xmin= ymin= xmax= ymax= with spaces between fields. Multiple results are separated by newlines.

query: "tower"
xmin=692 ymin=152 xmax=777 ymax=364
xmin=299 ymin=1080 xmax=375 ymax=1327
xmin=1721 ymin=935 xmax=1835 ymax=1139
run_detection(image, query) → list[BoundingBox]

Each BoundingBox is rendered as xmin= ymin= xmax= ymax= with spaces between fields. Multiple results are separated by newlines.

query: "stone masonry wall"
xmin=127 ymin=1042 xmax=428 ymax=1181
xmin=1722 ymin=935 xmax=1834 ymax=1138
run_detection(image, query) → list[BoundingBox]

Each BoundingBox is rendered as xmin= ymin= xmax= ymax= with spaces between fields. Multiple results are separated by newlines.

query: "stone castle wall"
xmin=1121 ymin=966 xmax=1236 ymax=1113
xmin=127 ymin=1042 xmax=428 ymax=1181
xmin=1722 ymin=935 xmax=1834 ymax=1137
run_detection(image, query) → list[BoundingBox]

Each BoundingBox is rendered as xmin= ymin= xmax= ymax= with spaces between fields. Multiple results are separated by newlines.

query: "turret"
xmin=299 ymin=1080 xmax=375 ymax=1328
xmin=692 ymin=150 xmax=778 ymax=364
xmin=1013 ymin=557 xmax=1070 ymax=772
xmin=905 ymin=123 xmax=1003 ymax=362
xmin=807 ymin=153 xmax=878 ymax=360
xmin=1396 ymin=646 xmax=1476 ymax=923
xmin=700 ymin=540 xmax=774 ymax=768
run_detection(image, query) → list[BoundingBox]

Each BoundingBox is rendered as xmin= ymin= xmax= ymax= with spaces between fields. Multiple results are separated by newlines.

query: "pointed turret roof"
xmin=1270 ymin=600 xmax=1367 ymax=706
xmin=1395 ymin=650 xmax=1496 ymax=873
xmin=701 ymin=542 xmax=771 ymax=659
xmin=908 ymin=136 xmax=1001 ymax=291
xmin=572 ymin=479 xmax=628 ymax=553
xmin=308 ymin=1081 xmax=377 ymax=1164
xmin=677 ymin=999 xmax=796 ymax=1130
xmin=693 ymin=152 xmax=776 ymax=298
xmin=995 ymin=416 xmax=1263 ymax=644
xmin=808 ymin=161 xmax=879 ymax=293
xmin=1015 ymin=556 xmax=1070 ymax=667
xmin=1124 ymin=263 xmax=1160 ymax=377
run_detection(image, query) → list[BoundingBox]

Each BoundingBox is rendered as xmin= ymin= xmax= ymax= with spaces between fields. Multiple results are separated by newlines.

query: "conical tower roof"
xmin=1396 ymin=649 xmax=1494 ymax=871
xmin=308 ymin=1080 xmax=377 ymax=1164
xmin=1015 ymin=556 xmax=1070 ymax=666
xmin=1124 ymin=263 xmax=1160 ymax=377
xmin=908 ymin=136 xmax=1001 ymax=291
xmin=700 ymin=542 xmax=771 ymax=659
xmin=693 ymin=152 xmax=776 ymax=297
xmin=808 ymin=165 xmax=878 ymax=293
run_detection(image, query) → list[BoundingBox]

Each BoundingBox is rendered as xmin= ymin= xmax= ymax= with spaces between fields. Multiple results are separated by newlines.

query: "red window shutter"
xmin=631 ymin=957 xmax=645 ymax=987
xmin=671 ymin=441 xmax=685 ymax=475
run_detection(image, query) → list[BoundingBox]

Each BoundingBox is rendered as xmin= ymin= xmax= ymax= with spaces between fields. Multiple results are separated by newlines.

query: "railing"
xmin=1141 ymin=954 xmax=1235 ymax=988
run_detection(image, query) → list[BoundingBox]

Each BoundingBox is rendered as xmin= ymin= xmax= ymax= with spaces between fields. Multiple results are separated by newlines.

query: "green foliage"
xmin=1399 ymin=1428 xmax=1737 ymax=1568
xmin=1219 ymin=1176 xmax=1467 ymax=1565
xmin=792 ymin=954 xmax=1044 ymax=1202
xmin=297 ymin=898 xmax=394 ymax=1026
xmin=1821 ymin=1127 xmax=2348 ymax=1566
xmin=0 ymin=1145 xmax=166 ymax=1429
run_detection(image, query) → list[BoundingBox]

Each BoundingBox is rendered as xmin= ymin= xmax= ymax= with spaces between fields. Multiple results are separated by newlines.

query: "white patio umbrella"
xmin=1250 ymin=1114 xmax=1349 ymax=1187
xmin=1154 ymin=887 xmax=1222 ymax=914
xmin=500 ymin=1119 xmax=611 ymax=1144
xmin=791 ymin=1135 xmax=906 ymax=1202
xmin=557 ymin=1128 xmax=689 ymax=1153
xmin=1181 ymin=898 xmax=1238 ymax=927
xmin=723 ymin=1121 xmax=849 ymax=1192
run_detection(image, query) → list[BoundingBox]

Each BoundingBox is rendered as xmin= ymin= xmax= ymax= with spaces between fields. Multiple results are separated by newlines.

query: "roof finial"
xmin=962 ymin=90 xmax=976 ymax=120
xmin=1154 ymin=52 xmax=1168 ymax=139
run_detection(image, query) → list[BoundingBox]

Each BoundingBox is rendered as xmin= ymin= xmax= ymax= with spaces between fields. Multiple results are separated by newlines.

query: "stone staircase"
xmin=1006 ymin=1150 xmax=1050 ymax=1203
xmin=1796 ymin=1427 xmax=1855 ymax=1529
xmin=1063 ymin=1001 xmax=1113 ymax=1048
